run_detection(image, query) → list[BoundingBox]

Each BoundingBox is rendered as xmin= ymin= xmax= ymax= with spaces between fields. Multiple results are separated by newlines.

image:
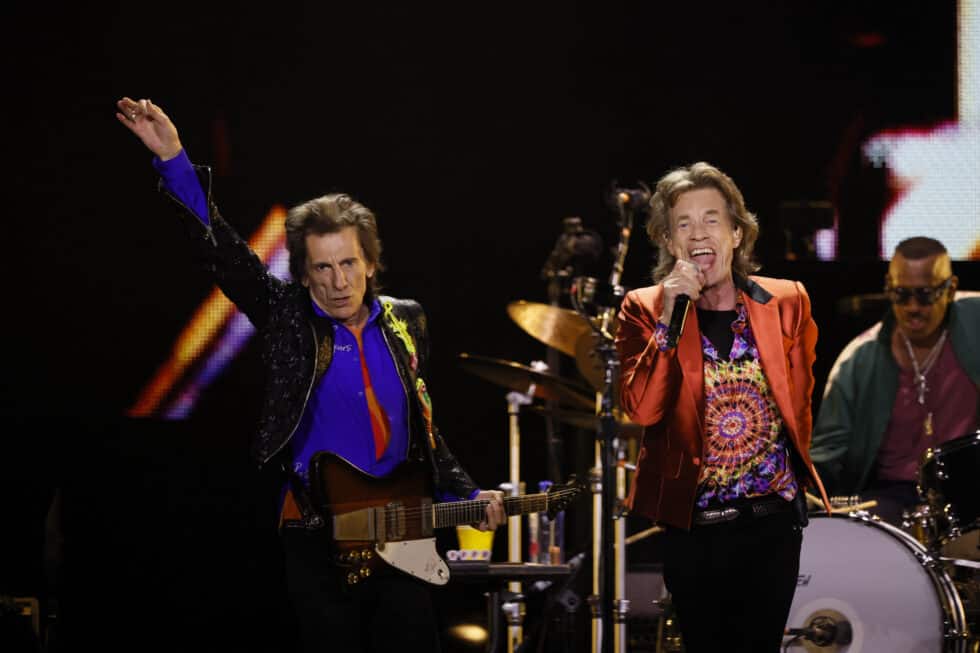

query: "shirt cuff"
xmin=653 ymin=321 xmax=672 ymax=352
xmin=153 ymin=149 xmax=209 ymax=225
xmin=152 ymin=147 xmax=192 ymax=175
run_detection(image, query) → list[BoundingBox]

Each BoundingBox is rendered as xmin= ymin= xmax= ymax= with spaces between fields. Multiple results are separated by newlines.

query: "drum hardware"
xmin=650 ymin=596 xmax=684 ymax=653
xmin=570 ymin=277 xmax=626 ymax=324
xmin=505 ymin=388 xmax=533 ymax=653
xmin=785 ymin=513 xmax=977 ymax=652
xmin=465 ymin=217 xmax=601 ymax=651
xmin=613 ymin=598 xmax=631 ymax=624
xmin=537 ymin=216 xmax=604 ymax=509
xmin=522 ymin=404 xmax=644 ymax=440
xmin=918 ymin=431 xmax=980 ymax=552
xmin=785 ymin=611 xmax=854 ymax=650
xmin=539 ymin=215 xmax=603 ymax=290
xmin=459 ymin=354 xmax=547 ymax=652
xmin=458 ymin=353 xmax=594 ymax=411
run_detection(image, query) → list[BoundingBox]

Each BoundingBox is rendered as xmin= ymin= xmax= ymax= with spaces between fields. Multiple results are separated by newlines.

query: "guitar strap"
xmin=382 ymin=300 xmax=438 ymax=451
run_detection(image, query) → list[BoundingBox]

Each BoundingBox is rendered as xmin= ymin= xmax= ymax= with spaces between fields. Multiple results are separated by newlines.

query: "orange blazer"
xmin=616 ymin=275 xmax=832 ymax=529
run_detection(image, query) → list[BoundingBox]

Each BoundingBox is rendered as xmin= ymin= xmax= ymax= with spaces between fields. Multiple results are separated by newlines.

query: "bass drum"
xmin=788 ymin=513 xmax=976 ymax=652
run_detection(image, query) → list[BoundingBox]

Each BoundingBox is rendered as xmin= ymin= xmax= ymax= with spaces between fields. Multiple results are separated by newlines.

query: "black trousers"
xmin=662 ymin=510 xmax=803 ymax=653
xmin=281 ymin=529 xmax=441 ymax=653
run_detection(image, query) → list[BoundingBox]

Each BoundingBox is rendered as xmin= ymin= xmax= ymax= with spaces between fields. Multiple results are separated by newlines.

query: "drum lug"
xmin=851 ymin=509 xmax=879 ymax=523
xmin=942 ymin=622 xmax=966 ymax=641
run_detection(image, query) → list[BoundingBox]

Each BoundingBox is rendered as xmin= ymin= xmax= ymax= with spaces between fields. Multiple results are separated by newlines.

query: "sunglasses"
xmin=885 ymin=277 xmax=953 ymax=305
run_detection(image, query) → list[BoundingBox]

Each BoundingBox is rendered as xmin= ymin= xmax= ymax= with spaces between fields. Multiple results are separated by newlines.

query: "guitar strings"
xmin=378 ymin=489 xmax=583 ymax=523
xmin=372 ymin=488 xmax=583 ymax=523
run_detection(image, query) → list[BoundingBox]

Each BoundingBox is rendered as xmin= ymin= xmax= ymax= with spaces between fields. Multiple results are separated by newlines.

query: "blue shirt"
xmin=290 ymin=299 xmax=410 ymax=482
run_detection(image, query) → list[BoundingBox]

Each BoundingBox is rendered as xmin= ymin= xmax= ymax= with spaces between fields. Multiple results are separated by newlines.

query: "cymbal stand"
xmin=595 ymin=334 xmax=625 ymax=653
xmin=503 ymin=377 xmax=540 ymax=653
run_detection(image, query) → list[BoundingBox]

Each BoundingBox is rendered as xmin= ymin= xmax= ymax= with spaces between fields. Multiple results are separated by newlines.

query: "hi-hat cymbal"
xmin=458 ymin=353 xmax=593 ymax=410
xmin=524 ymin=405 xmax=644 ymax=439
xmin=507 ymin=301 xmax=592 ymax=358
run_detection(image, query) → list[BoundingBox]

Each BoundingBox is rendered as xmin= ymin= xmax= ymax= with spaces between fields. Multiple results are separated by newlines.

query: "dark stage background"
xmin=4 ymin=2 xmax=978 ymax=651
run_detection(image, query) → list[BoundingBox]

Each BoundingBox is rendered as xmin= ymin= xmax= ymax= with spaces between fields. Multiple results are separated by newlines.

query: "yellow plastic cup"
xmin=456 ymin=525 xmax=494 ymax=553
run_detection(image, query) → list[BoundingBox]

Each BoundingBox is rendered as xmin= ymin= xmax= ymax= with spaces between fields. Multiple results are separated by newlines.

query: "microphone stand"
xmin=575 ymin=192 xmax=637 ymax=653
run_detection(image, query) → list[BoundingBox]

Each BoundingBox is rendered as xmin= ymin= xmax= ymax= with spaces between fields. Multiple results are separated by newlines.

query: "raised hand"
xmin=115 ymin=97 xmax=183 ymax=161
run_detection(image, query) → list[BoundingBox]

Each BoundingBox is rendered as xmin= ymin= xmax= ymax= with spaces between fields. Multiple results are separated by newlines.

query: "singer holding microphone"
xmin=615 ymin=162 xmax=831 ymax=652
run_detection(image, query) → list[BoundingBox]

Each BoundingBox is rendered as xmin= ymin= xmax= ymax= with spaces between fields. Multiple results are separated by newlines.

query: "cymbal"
xmin=507 ymin=301 xmax=592 ymax=358
xmin=524 ymin=405 xmax=644 ymax=439
xmin=458 ymin=353 xmax=594 ymax=410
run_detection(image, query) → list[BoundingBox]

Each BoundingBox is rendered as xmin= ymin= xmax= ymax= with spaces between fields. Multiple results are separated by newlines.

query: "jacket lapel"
xmin=676 ymin=302 xmax=705 ymax=426
xmin=742 ymin=282 xmax=798 ymax=442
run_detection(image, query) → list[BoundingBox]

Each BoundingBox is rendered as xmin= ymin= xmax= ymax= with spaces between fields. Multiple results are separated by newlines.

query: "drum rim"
xmin=806 ymin=512 xmax=971 ymax=648
xmin=931 ymin=430 xmax=980 ymax=456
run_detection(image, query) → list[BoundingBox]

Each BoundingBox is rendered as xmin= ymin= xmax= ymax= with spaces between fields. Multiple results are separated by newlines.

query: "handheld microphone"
xmin=665 ymin=294 xmax=690 ymax=348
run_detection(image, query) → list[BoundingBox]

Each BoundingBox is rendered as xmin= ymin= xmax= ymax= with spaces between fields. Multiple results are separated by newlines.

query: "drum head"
xmin=788 ymin=514 xmax=957 ymax=652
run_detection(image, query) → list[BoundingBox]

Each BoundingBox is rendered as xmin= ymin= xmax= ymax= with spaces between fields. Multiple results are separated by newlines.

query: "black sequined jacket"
xmin=160 ymin=166 xmax=479 ymax=505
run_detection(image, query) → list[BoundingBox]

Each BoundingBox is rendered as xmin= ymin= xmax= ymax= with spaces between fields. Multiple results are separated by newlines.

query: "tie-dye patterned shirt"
xmin=695 ymin=301 xmax=798 ymax=508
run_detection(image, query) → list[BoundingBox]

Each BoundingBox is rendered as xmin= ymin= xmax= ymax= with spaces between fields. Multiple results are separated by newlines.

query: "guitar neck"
xmin=434 ymin=492 xmax=551 ymax=529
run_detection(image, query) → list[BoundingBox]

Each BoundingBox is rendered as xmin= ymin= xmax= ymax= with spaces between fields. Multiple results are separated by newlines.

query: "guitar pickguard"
xmin=375 ymin=537 xmax=450 ymax=586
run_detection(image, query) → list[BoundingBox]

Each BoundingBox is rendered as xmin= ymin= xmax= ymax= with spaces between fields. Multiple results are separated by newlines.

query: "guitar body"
xmin=309 ymin=451 xmax=584 ymax=587
xmin=309 ymin=452 xmax=449 ymax=585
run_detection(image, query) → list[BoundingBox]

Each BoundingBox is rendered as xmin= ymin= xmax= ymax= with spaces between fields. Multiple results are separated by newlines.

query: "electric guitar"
xmin=309 ymin=451 xmax=584 ymax=586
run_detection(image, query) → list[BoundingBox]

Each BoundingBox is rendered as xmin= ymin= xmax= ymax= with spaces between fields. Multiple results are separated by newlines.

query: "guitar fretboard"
xmin=434 ymin=492 xmax=551 ymax=529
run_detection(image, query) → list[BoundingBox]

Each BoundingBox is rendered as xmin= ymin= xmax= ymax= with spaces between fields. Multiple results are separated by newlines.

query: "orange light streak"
xmin=128 ymin=206 xmax=287 ymax=417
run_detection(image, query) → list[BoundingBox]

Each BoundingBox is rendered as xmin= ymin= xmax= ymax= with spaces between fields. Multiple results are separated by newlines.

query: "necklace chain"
xmin=900 ymin=328 xmax=947 ymax=438
xmin=900 ymin=328 xmax=947 ymax=405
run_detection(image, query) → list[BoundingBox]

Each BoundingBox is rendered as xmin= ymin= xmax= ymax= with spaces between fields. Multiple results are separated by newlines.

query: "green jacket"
xmin=810 ymin=298 xmax=980 ymax=495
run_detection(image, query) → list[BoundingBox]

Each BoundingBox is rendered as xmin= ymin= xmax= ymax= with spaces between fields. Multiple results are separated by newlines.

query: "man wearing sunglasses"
xmin=811 ymin=237 xmax=980 ymax=525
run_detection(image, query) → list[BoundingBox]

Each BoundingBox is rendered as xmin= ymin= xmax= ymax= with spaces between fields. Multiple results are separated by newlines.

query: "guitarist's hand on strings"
xmin=474 ymin=490 xmax=505 ymax=531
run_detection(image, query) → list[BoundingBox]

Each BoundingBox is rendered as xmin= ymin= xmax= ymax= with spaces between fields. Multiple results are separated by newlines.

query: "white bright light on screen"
xmin=862 ymin=0 xmax=980 ymax=260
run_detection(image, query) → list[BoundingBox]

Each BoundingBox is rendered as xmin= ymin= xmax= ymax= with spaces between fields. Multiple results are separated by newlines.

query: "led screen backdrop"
xmin=817 ymin=0 xmax=980 ymax=261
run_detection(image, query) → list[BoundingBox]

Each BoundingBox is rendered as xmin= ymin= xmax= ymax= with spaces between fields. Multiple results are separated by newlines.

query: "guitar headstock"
xmin=545 ymin=474 xmax=585 ymax=519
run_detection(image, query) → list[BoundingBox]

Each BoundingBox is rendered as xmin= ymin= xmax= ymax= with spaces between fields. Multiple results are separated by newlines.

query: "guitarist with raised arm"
xmin=116 ymin=97 xmax=506 ymax=653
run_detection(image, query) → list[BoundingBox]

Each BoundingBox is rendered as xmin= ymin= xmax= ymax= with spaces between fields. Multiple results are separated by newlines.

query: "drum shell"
xmin=919 ymin=431 xmax=980 ymax=540
xmin=789 ymin=513 xmax=973 ymax=652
